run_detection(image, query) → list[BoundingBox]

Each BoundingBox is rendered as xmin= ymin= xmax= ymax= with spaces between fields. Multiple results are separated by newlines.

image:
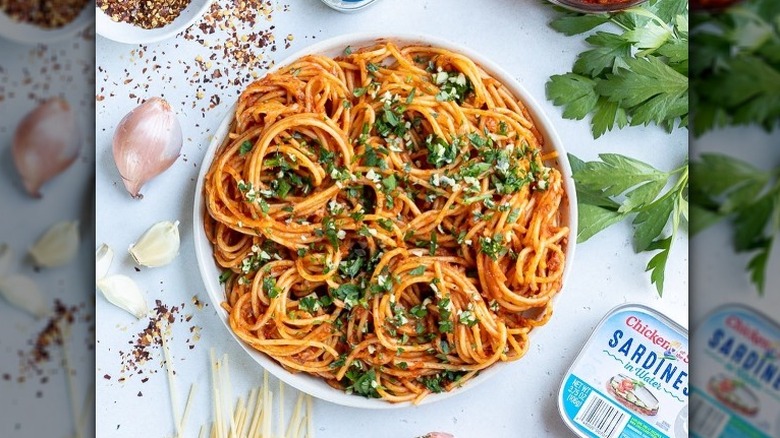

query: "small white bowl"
xmin=0 ymin=5 xmax=93 ymax=45
xmin=193 ymin=33 xmax=578 ymax=409
xmin=96 ymin=0 xmax=214 ymax=45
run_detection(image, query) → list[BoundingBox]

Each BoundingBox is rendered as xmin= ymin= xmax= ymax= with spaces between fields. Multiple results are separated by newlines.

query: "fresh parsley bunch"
xmin=691 ymin=155 xmax=780 ymax=294
xmin=571 ymin=153 xmax=688 ymax=295
xmin=546 ymin=0 xmax=689 ymax=138
xmin=691 ymin=0 xmax=780 ymax=135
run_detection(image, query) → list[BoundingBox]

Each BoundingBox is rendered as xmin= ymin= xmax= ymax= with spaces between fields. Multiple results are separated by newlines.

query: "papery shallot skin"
xmin=112 ymin=97 xmax=183 ymax=199
xmin=12 ymin=98 xmax=81 ymax=198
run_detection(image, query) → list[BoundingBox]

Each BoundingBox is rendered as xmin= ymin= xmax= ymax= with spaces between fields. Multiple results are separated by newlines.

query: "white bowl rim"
xmin=95 ymin=0 xmax=215 ymax=45
xmin=192 ymin=32 xmax=578 ymax=409
xmin=0 ymin=5 xmax=93 ymax=45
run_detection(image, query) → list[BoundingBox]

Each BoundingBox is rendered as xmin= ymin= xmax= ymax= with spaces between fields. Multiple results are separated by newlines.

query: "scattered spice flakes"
xmin=16 ymin=300 xmax=81 ymax=380
xmin=116 ymin=297 xmax=206 ymax=381
xmin=180 ymin=0 xmax=287 ymax=101
xmin=192 ymin=295 xmax=204 ymax=310
xmin=96 ymin=1 xmax=292 ymax=129
xmin=117 ymin=300 xmax=178 ymax=378
xmin=0 ymin=42 xmax=96 ymax=118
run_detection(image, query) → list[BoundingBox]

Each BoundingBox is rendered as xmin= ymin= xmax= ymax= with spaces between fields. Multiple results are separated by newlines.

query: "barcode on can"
xmin=690 ymin=392 xmax=729 ymax=438
xmin=574 ymin=392 xmax=630 ymax=438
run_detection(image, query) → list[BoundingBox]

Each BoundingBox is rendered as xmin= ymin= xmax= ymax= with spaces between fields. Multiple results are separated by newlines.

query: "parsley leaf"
xmin=690 ymin=152 xmax=780 ymax=294
xmin=219 ymin=270 xmax=233 ymax=284
xmin=546 ymin=0 xmax=689 ymax=138
xmin=571 ymin=153 xmax=688 ymax=295
xmin=410 ymin=266 xmax=426 ymax=276
xmin=691 ymin=0 xmax=780 ymax=135
xmin=332 ymin=283 xmax=362 ymax=309
xmin=344 ymin=365 xmax=381 ymax=398
xmin=239 ymin=140 xmax=253 ymax=156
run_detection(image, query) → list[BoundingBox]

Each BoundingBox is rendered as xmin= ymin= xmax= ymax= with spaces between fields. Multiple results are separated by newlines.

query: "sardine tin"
xmin=690 ymin=304 xmax=780 ymax=438
xmin=558 ymin=304 xmax=689 ymax=438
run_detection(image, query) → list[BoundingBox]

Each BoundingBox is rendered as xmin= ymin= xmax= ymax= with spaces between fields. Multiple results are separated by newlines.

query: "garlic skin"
xmin=12 ymin=98 xmax=81 ymax=198
xmin=0 ymin=274 xmax=48 ymax=318
xmin=29 ymin=221 xmax=80 ymax=268
xmin=112 ymin=97 xmax=183 ymax=199
xmin=96 ymin=275 xmax=148 ymax=319
xmin=0 ymin=244 xmax=11 ymax=278
xmin=96 ymin=243 xmax=114 ymax=281
xmin=128 ymin=220 xmax=180 ymax=268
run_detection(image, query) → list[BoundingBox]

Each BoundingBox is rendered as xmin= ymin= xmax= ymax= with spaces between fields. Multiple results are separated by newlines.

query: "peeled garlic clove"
xmin=96 ymin=275 xmax=148 ymax=319
xmin=96 ymin=243 xmax=114 ymax=281
xmin=13 ymin=98 xmax=81 ymax=198
xmin=128 ymin=220 xmax=180 ymax=268
xmin=0 ymin=274 xmax=48 ymax=318
xmin=0 ymin=244 xmax=12 ymax=278
xmin=29 ymin=221 xmax=80 ymax=268
xmin=113 ymin=97 xmax=183 ymax=199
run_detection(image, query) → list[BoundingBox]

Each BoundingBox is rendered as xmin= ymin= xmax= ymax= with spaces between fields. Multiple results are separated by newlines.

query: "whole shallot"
xmin=12 ymin=98 xmax=81 ymax=198
xmin=112 ymin=97 xmax=183 ymax=199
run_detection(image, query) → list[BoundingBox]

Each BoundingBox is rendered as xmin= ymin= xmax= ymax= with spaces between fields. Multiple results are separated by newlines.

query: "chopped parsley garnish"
xmin=239 ymin=140 xmax=253 ymax=156
xmin=432 ymin=70 xmax=473 ymax=104
xmin=344 ymin=365 xmax=381 ymax=398
xmin=409 ymin=302 xmax=428 ymax=318
xmin=381 ymin=174 xmax=397 ymax=192
xmin=409 ymin=266 xmax=426 ymax=276
xmin=332 ymin=283 xmax=362 ymax=309
xmin=219 ymin=270 xmax=233 ymax=284
xmin=339 ymin=245 xmax=367 ymax=279
xmin=362 ymin=145 xmax=387 ymax=169
xmin=377 ymin=218 xmax=394 ymax=231
xmin=373 ymin=95 xmax=409 ymax=141
xmin=425 ymin=135 xmax=459 ymax=168
xmin=299 ymin=293 xmax=321 ymax=313
xmin=437 ymin=296 xmax=453 ymax=333
xmin=498 ymin=121 xmax=508 ymax=135
xmin=353 ymin=87 xmax=367 ymax=97
xmin=420 ymin=370 xmax=466 ymax=393
xmin=263 ymin=277 xmax=280 ymax=298
xmin=459 ymin=310 xmax=478 ymax=327
xmin=318 ymin=216 xmax=341 ymax=248
xmin=406 ymin=88 xmax=416 ymax=104
xmin=479 ymin=235 xmax=508 ymax=261
xmin=330 ymin=354 xmax=347 ymax=369
xmin=428 ymin=230 xmax=438 ymax=256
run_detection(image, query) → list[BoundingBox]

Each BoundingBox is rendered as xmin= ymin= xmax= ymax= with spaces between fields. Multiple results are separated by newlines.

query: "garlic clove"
xmin=12 ymin=98 xmax=81 ymax=198
xmin=128 ymin=220 xmax=180 ymax=268
xmin=0 ymin=274 xmax=48 ymax=318
xmin=112 ymin=97 xmax=183 ymax=199
xmin=0 ymin=243 xmax=12 ymax=278
xmin=96 ymin=243 xmax=114 ymax=282
xmin=96 ymin=275 xmax=148 ymax=319
xmin=29 ymin=221 xmax=80 ymax=268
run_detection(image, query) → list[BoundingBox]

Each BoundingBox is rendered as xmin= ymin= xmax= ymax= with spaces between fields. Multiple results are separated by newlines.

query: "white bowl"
xmin=96 ymin=0 xmax=214 ymax=45
xmin=192 ymin=33 xmax=578 ymax=409
xmin=0 ymin=5 xmax=93 ymax=45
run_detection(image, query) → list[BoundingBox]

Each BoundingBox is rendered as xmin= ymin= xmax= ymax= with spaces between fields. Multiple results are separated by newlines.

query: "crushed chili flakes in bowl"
xmin=0 ymin=0 xmax=89 ymax=29
xmin=96 ymin=0 xmax=192 ymax=30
